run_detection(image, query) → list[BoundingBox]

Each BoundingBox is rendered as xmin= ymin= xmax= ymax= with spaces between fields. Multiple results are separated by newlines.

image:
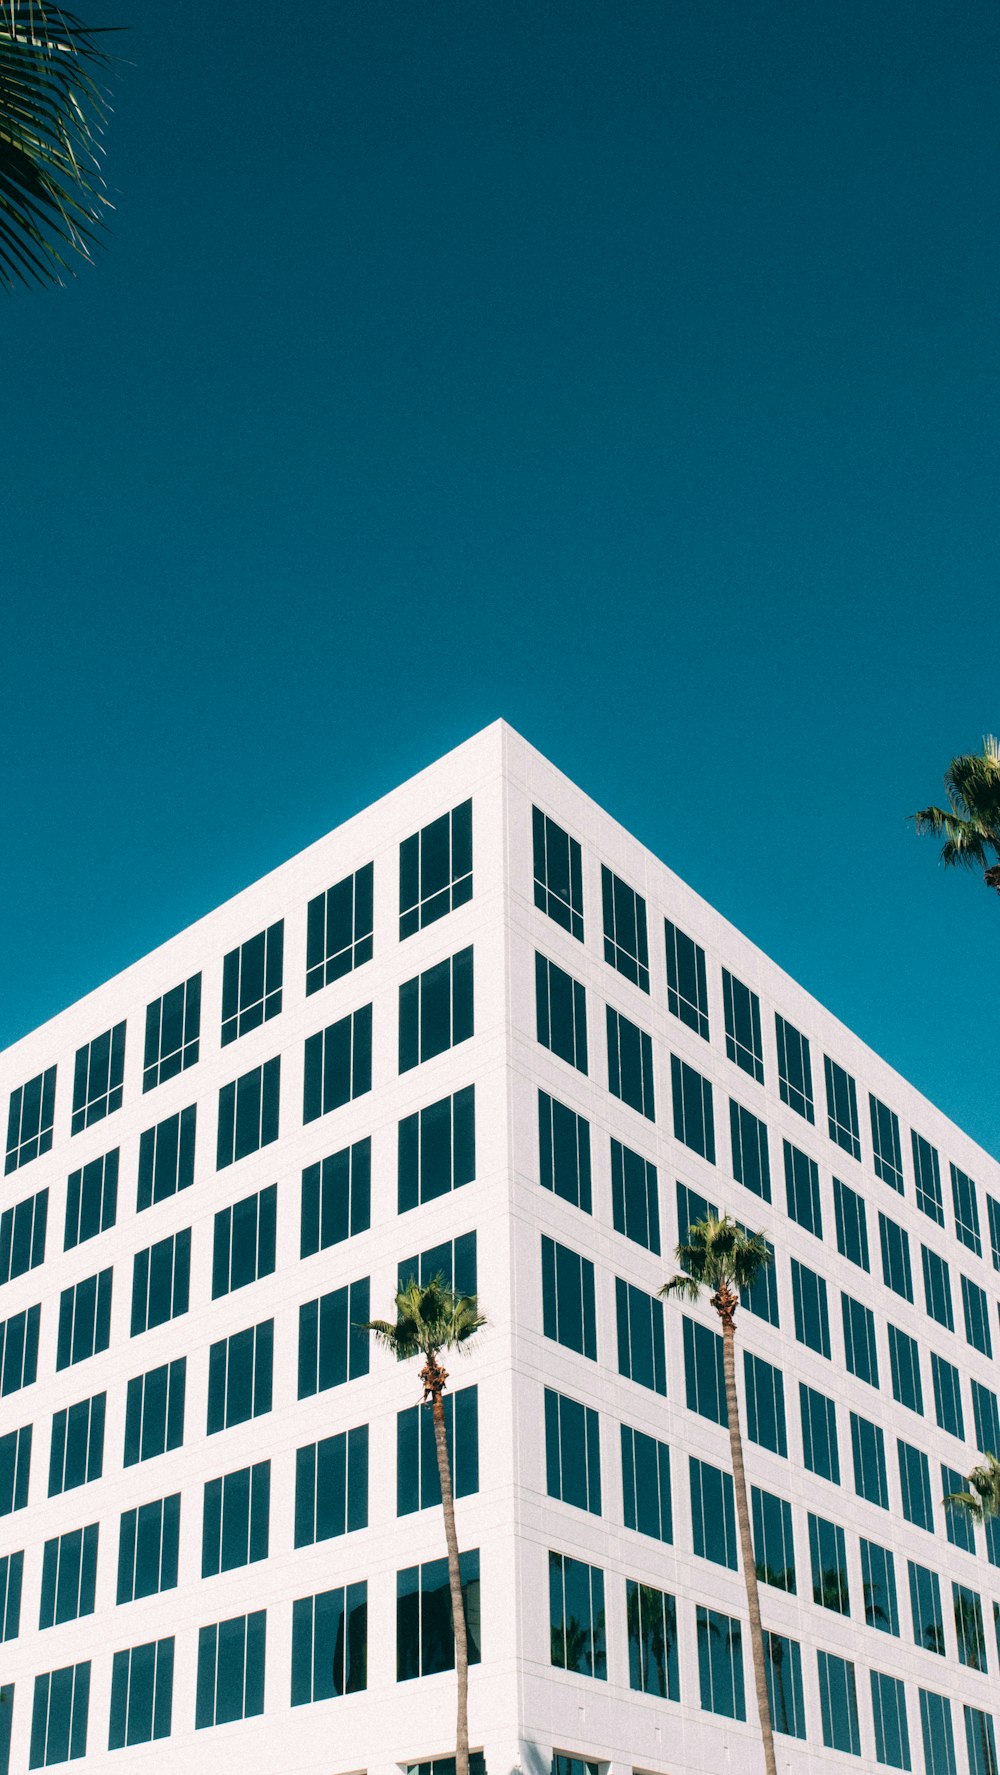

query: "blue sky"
xmin=3 ymin=0 xmax=999 ymax=1157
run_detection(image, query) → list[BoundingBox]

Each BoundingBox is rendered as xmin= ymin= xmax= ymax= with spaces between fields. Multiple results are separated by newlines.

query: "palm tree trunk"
xmin=722 ymin=1316 xmax=778 ymax=1775
xmin=432 ymin=1388 xmax=470 ymax=1775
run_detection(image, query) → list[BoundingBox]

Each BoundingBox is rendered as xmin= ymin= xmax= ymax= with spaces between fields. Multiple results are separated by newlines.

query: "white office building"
xmin=2 ymin=720 xmax=999 ymax=1775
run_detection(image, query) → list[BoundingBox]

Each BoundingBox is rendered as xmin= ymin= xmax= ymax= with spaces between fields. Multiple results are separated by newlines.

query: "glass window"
xmin=548 ymin=1551 xmax=604 ymax=1677
xmin=298 ymin=1278 xmax=370 ymax=1398
xmin=532 ymin=808 xmax=584 ymax=939
xmin=870 ymin=1093 xmax=904 ymax=1191
xmin=535 ymin=953 xmax=588 ymax=1073
xmin=0 ymin=1424 xmax=31 ymax=1516
xmin=664 ymin=920 xmax=709 ymax=1039
xmin=842 ymin=1293 xmax=879 ymax=1387
xmin=800 ymin=1383 xmax=839 ymax=1482
xmin=131 ymin=1230 xmax=190 ymax=1335
xmin=722 ymin=969 xmax=764 ymax=1082
xmin=123 ymin=1359 xmax=185 ymax=1466
xmin=216 ymin=1057 xmax=280 ymax=1168
xmin=195 ymin=1611 xmax=266 ymax=1728
xmin=306 ymin=862 xmax=374 ymax=993
xmin=626 ymin=1579 xmax=679 ymax=1699
xmin=291 ymin=1583 xmax=367 ymax=1705
xmin=397 ymin=1550 xmax=482 ymax=1679
xmin=740 ymin=1232 xmax=779 ymax=1325
xmin=775 ymin=1013 xmax=814 ymax=1122
xmin=0 ymin=1187 xmax=48 ymax=1283
xmin=931 ymin=1353 xmax=965 ymax=1439
xmin=29 ymin=1662 xmax=90 ymax=1768
xmin=56 ymin=1274 xmax=110 ymax=1371
xmin=871 ymin=1670 xmax=911 ymax=1770
xmin=614 ymin=1136 xmax=660 ymax=1249
xmin=676 ymin=1178 xmax=715 ymax=1242
xmin=137 ymin=1106 xmax=196 ymax=1212
xmin=398 ymin=1387 xmax=477 ymax=1515
xmin=544 ymin=1390 xmax=601 ymax=1514
xmin=898 ymin=1439 xmax=933 ymax=1531
xmin=954 ymin=1583 xmax=987 ymax=1671
xmin=607 ymin=1010 xmax=655 ymax=1120
xmin=690 ymin=1457 xmax=737 ymax=1568
xmin=601 ymin=865 xmax=649 ymax=991
xmin=296 ymin=1425 xmax=368 ymax=1545
xmin=988 ymin=1195 xmax=1000 ymax=1272
xmin=943 ymin=1466 xmax=977 ymax=1555
xmin=620 ymin=1424 xmax=672 ymax=1541
xmin=752 ymin=1487 xmax=795 ymax=1591
xmin=922 ymin=1245 xmax=954 ymax=1329
xmin=303 ymin=1137 xmax=372 ymax=1251
xmin=399 ymin=951 xmax=473 ymax=1074
xmin=541 ymin=1237 xmax=596 ymax=1360
xmin=784 ymin=1142 xmax=822 ymax=1236
xmin=399 ymin=1089 xmax=474 ymax=1213
xmin=817 ymin=1650 xmax=861 ymax=1755
xmin=0 ymin=1550 xmax=23 ymax=1641
xmin=791 ymin=1260 xmax=830 ymax=1357
xmin=39 ymin=1522 xmax=99 ymax=1626
xmin=744 ymin=1351 xmax=787 ymax=1455
xmin=537 ymin=1093 xmax=590 ymax=1213
xmin=919 ymin=1690 xmax=956 ymax=1775
xmin=202 ymin=1461 xmax=270 ymax=1575
xmin=1 ymin=1303 xmax=41 ymax=1393
xmin=304 ymin=1005 xmax=373 ymax=1116
xmin=972 ymin=1379 xmax=1000 ymax=1455
xmin=962 ymin=1273 xmax=993 ymax=1356
xmin=964 ymin=1707 xmax=999 ymax=1775
xmin=824 ymin=1055 xmax=861 ymax=1159
xmin=861 ymin=1538 xmax=899 ymax=1635
xmin=696 ymin=1606 xmax=744 ymax=1719
xmin=615 ymin=1277 xmax=666 ymax=1393
xmin=400 ymin=799 xmax=472 ymax=938
xmin=71 ymin=1022 xmax=126 ymax=1135
xmin=671 ymin=1056 xmax=715 ymax=1160
xmin=809 ymin=1512 xmax=849 ymax=1613
xmin=908 ymin=1560 xmax=945 ymax=1654
xmin=5 ymin=1064 xmax=56 ymax=1174
xmin=952 ymin=1163 xmax=982 ymax=1255
xmin=730 ymin=1101 xmax=770 ymax=1200
xmin=48 ymin=1393 xmax=104 ymax=1496
xmin=912 ymin=1129 xmax=944 ymax=1227
xmin=143 ymin=973 xmax=200 ymax=1090
xmin=888 ymin=1324 xmax=923 ymax=1414
xmin=64 ymin=1152 xmax=117 ymax=1249
xmin=108 ymin=1637 xmax=173 ymax=1749
xmin=834 ymin=1176 xmax=870 ymax=1269
xmin=683 ymin=1316 xmax=726 ymax=1425
xmin=116 ymin=1496 xmax=179 ymax=1603
xmin=221 ymin=922 xmax=283 ymax=1045
xmin=212 ymin=1185 xmax=276 ymax=1298
xmin=879 ymin=1213 xmax=913 ymax=1302
xmin=207 ymin=1321 xmax=274 ymax=1433
xmin=851 ymin=1412 xmax=889 ymax=1508
xmin=399 ymin=1231 xmax=477 ymax=1297
xmin=764 ymin=1632 xmax=805 ymax=1739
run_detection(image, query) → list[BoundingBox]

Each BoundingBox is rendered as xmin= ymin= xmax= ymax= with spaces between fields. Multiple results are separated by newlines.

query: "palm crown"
xmin=365 ymin=1275 xmax=486 ymax=1366
xmin=0 ymin=0 xmax=112 ymax=289
xmin=944 ymin=1453 xmax=1000 ymax=1524
xmin=913 ymin=735 xmax=1000 ymax=890
xmin=660 ymin=1213 xmax=772 ymax=1309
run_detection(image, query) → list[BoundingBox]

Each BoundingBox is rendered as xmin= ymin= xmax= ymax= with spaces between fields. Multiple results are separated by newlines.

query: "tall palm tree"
xmin=0 ymin=0 xmax=111 ymax=289
xmin=943 ymin=1451 xmax=1000 ymax=1523
xmin=913 ymin=735 xmax=1000 ymax=895
xmin=661 ymin=1214 xmax=777 ymax=1775
xmin=365 ymin=1276 xmax=486 ymax=1775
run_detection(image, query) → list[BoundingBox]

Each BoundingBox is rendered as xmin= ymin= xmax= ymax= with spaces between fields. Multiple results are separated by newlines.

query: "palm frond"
xmin=363 ymin=1276 xmax=486 ymax=1366
xmin=0 ymin=0 xmax=114 ymax=289
xmin=943 ymin=1490 xmax=984 ymax=1522
xmin=659 ymin=1272 xmax=702 ymax=1302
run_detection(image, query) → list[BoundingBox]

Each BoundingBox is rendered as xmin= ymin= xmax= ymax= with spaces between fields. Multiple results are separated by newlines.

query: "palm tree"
xmin=913 ymin=735 xmax=1000 ymax=895
xmin=661 ymin=1214 xmax=777 ymax=1775
xmin=943 ymin=1451 xmax=1000 ymax=1523
xmin=0 ymin=1 xmax=112 ymax=289
xmin=365 ymin=1276 xmax=486 ymax=1775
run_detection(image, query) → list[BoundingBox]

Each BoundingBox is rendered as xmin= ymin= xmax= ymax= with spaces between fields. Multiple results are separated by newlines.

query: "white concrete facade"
xmin=1 ymin=720 xmax=999 ymax=1775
